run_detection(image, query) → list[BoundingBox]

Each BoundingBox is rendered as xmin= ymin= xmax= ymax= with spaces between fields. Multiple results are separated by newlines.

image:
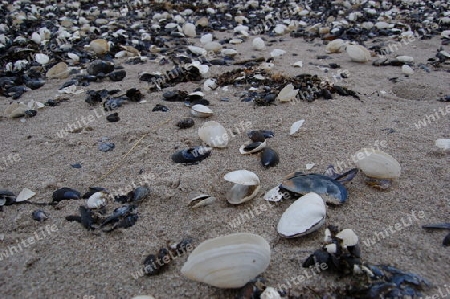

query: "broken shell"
xmin=277 ymin=84 xmax=298 ymax=102
xmin=277 ymin=192 xmax=326 ymax=238
xmin=239 ymin=140 xmax=266 ymax=154
xmin=86 ymin=192 xmax=107 ymax=209
xmin=264 ymin=186 xmax=283 ymax=202
xmin=354 ymin=148 xmax=401 ymax=179
xmin=16 ymin=188 xmax=36 ymax=202
xmin=188 ymin=194 xmax=216 ymax=208
xmin=252 ymin=37 xmax=266 ymax=50
xmin=180 ymin=233 xmax=271 ymax=288
xmin=435 ymin=139 xmax=450 ymax=150
xmin=261 ymin=287 xmax=282 ymax=299
xmin=290 ymin=119 xmax=305 ymax=135
xmin=260 ymin=147 xmax=279 ymax=168
xmin=191 ymin=104 xmax=213 ymax=118
xmin=347 ymin=45 xmax=371 ymax=63
xmin=198 ymin=121 xmax=229 ymax=148
xmin=224 ymin=170 xmax=260 ymax=204
xmin=335 ymin=229 xmax=358 ymax=248
xmin=326 ymin=39 xmax=346 ymax=53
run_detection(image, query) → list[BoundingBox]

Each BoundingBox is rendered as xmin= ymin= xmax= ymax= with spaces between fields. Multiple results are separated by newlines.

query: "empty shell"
xmin=181 ymin=233 xmax=271 ymax=288
xmin=277 ymin=192 xmax=326 ymax=238
xmin=198 ymin=121 xmax=229 ymax=148
xmin=224 ymin=170 xmax=260 ymax=204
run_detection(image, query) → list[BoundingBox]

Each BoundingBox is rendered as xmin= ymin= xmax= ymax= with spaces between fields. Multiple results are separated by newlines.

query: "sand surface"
xmin=0 ymin=30 xmax=449 ymax=299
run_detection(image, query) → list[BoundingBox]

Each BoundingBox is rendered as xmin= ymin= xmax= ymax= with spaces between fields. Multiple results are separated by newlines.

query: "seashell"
xmin=221 ymin=49 xmax=238 ymax=57
xmin=204 ymin=79 xmax=217 ymax=91
xmin=5 ymin=102 xmax=28 ymax=118
xmin=198 ymin=121 xmax=229 ymax=148
xmin=277 ymin=84 xmax=298 ymax=102
xmin=176 ymin=118 xmax=195 ymax=129
xmin=277 ymin=192 xmax=326 ymax=238
xmin=190 ymin=61 xmax=209 ymax=75
xmin=229 ymin=39 xmax=243 ymax=44
xmin=401 ymin=65 xmax=414 ymax=75
xmin=35 ymin=53 xmax=49 ymax=65
xmin=252 ymin=37 xmax=266 ymax=50
xmin=52 ymin=187 xmax=81 ymax=202
xmin=204 ymin=41 xmax=222 ymax=52
xmin=188 ymin=194 xmax=216 ymax=208
xmin=188 ymin=45 xmax=207 ymax=56
xmin=67 ymin=53 xmax=80 ymax=63
xmin=234 ymin=25 xmax=249 ymax=34
xmin=248 ymin=130 xmax=274 ymax=139
xmin=32 ymin=210 xmax=48 ymax=222
xmin=183 ymin=23 xmax=196 ymax=37
xmin=346 ymin=45 xmax=371 ymax=63
xmin=335 ymin=229 xmax=358 ymax=248
xmin=239 ymin=140 xmax=266 ymax=155
xmin=46 ymin=62 xmax=69 ymax=79
xmin=16 ymin=188 xmax=36 ymax=202
xmin=109 ymin=70 xmax=127 ymax=81
xmin=354 ymin=148 xmax=401 ymax=179
xmin=89 ymin=39 xmax=110 ymax=55
xmin=280 ymin=172 xmax=348 ymax=205
xmin=224 ymin=170 xmax=260 ymax=204
xmin=31 ymin=32 xmax=41 ymax=44
xmin=375 ymin=21 xmax=390 ymax=29
xmin=171 ymin=146 xmax=212 ymax=164
xmin=0 ymin=190 xmax=16 ymax=206
xmin=260 ymin=147 xmax=279 ymax=168
xmin=326 ymin=39 xmax=345 ymax=53
xmin=261 ymin=287 xmax=282 ymax=299
xmin=181 ymin=233 xmax=270 ymax=288
xmin=306 ymin=163 xmax=316 ymax=170
xmin=435 ymin=139 xmax=450 ymax=150
xmin=86 ymin=192 xmax=107 ymax=209
xmin=87 ymin=60 xmax=115 ymax=76
xmin=396 ymin=56 xmax=414 ymax=62
xmin=264 ymin=186 xmax=283 ymax=202
xmin=290 ymin=119 xmax=305 ymax=135
xmin=200 ymin=33 xmax=213 ymax=44
xmin=191 ymin=104 xmax=213 ymax=118
xmin=196 ymin=17 xmax=209 ymax=27
xmin=274 ymin=24 xmax=287 ymax=35
xmin=291 ymin=61 xmax=303 ymax=68
xmin=128 ymin=186 xmax=150 ymax=202
xmin=270 ymin=49 xmax=286 ymax=58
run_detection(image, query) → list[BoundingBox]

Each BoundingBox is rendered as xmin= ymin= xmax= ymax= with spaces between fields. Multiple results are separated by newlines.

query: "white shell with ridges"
xmin=354 ymin=148 xmax=401 ymax=179
xmin=277 ymin=192 xmax=326 ymax=238
xmin=180 ymin=233 xmax=271 ymax=288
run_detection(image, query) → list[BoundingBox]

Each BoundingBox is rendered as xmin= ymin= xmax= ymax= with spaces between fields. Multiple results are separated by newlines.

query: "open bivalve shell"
xmin=277 ymin=192 xmax=326 ymax=238
xmin=191 ymin=104 xmax=213 ymax=118
xmin=239 ymin=140 xmax=266 ymax=154
xmin=198 ymin=121 xmax=229 ymax=148
xmin=354 ymin=148 xmax=401 ymax=179
xmin=180 ymin=233 xmax=271 ymax=289
xmin=224 ymin=170 xmax=260 ymax=204
xmin=188 ymin=194 xmax=216 ymax=208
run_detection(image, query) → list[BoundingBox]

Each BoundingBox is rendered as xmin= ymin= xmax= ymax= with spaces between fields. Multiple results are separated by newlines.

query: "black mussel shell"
xmin=171 ymin=146 xmax=211 ymax=164
xmin=143 ymin=253 xmax=164 ymax=275
xmin=127 ymin=186 xmax=150 ymax=202
xmin=248 ymin=131 xmax=265 ymax=143
xmin=52 ymin=187 xmax=81 ymax=202
xmin=248 ymin=130 xmax=274 ymax=139
xmin=261 ymin=147 xmax=279 ymax=168
xmin=126 ymin=88 xmax=143 ymax=102
xmin=87 ymin=60 xmax=114 ymax=76
xmin=176 ymin=118 xmax=195 ymax=129
xmin=82 ymin=187 xmax=107 ymax=199
xmin=444 ymin=232 xmax=450 ymax=246
xmin=163 ymin=90 xmax=188 ymax=102
xmin=152 ymin=104 xmax=169 ymax=112
xmin=32 ymin=209 xmax=48 ymax=222
xmin=0 ymin=190 xmax=16 ymax=206
xmin=108 ymin=70 xmax=126 ymax=81
xmin=24 ymin=110 xmax=37 ymax=117
xmin=106 ymin=113 xmax=120 ymax=122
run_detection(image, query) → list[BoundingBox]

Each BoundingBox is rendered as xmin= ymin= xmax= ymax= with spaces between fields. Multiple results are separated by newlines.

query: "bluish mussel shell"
xmin=261 ymin=147 xmax=279 ymax=168
xmin=52 ymin=187 xmax=81 ymax=202
xmin=280 ymin=172 xmax=347 ymax=204
xmin=171 ymin=146 xmax=212 ymax=164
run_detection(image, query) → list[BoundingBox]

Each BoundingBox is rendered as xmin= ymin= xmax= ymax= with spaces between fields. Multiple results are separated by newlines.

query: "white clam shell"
xmin=182 ymin=23 xmax=196 ymax=37
xmin=277 ymin=192 xmax=326 ymax=238
xmin=181 ymin=233 xmax=271 ymax=288
xmin=86 ymin=192 xmax=107 ymax=209
xmin=435 ymin=139 xmax=450 ymax=150
xmin=204 ymin=41 xmax=222 ymax=52
xmin=270 ymin=49 xmax=286 ymax=58
xmin=347 ymin=45 xmax=371 ymax=62
xmin=203 ymin=79 xmax=217 ymax=91
xmin=336 ymin=229 xmax=358 ymax=247
xmin=191 ymin=104 xmax=213 ymax=118
xmin=198 ymin=121 xmax=229 ymax=148
xmin=396 ymin=55 xmax=414 ymax=62
xmin=200 ymin=33 xmax=213 ymax=44
xmin=354 ymin=148 xmax=401 ymax=179
xmin=35 ymin=53 xmax=49 ymax=65
xmin=402 ymin=65 xmax=414 ymax=74
xmin=277 ymin=84 xmax=298 ymax=102
xmin=290 ymin=119 xmax=305 ymax=135
xmin=221 ymin=49 xmax=238 ymax=57
xmin=291 ymin=61 xmax=303 ymax=68
xmin=326 ymin=39 xmax=345 ymax=53
xmin=224 ymin=170 xmax=261 ymax=204
xmin=252 ymin=37 xmax=266 ymax=50
xmin=187 ymin=45 xmax=207 ymax=56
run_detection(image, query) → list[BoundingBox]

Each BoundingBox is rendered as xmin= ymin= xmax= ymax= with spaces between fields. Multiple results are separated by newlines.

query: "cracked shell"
xmin=181 ymin=233 xmax=271 ymax=288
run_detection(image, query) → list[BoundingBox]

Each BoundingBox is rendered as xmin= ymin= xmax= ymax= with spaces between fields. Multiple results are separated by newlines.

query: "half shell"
xmin=277 ymin=192 xmax=326 ymax=238
xmin=224 ymin=170 xmax=260 ymax=204
xmin=191 ymin=104 xmax=213 ymax=118
xmin=180 ymin=233 xmax=271 ymax=288
xmin=239 ymin=141 xmax=266 ymax=154
xmin=188 ymin=194 xmax=216 ymax=208
xmin=198 ymin=121 xmax=229 ymax=148
xmin=354 ymin=148 xmax=401 ymax=179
